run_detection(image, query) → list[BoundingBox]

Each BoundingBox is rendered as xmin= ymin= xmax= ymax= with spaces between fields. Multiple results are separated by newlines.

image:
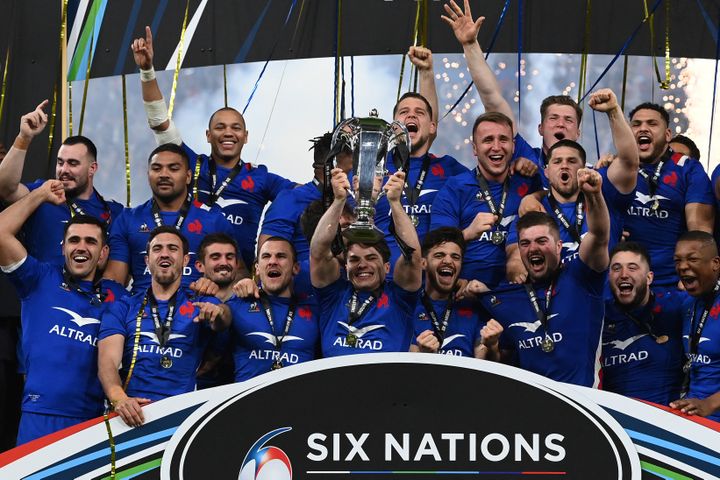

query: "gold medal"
xmin=346 ymin=333 xmax=358 ymax=347
xmin=655 ymin=335 xmax=669 ymax=344
xmin=682 ymin=360 xmax=692 ymax=373
xmin=541 ymin=336 xmax=555 ymax=353
xmin=410 ymin=215 xmax=419 ymax=227
xmin=651 ymin=199 xmax=660 ymax=211
xmin=271 ymin=360 xmax=283 ymax=370
xmin=160 ymin=355 xmax=173 ymax=369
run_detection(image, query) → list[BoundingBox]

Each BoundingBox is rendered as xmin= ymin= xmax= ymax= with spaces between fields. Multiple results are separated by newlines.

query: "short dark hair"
xmin=629 ymin=102 xmax=670 ymax=127
xmin=471 ymin=111 xmax=514 ymax=140
xmin=63 ymin=214 xmax=107 ymax=245
xmin=62 ymin=135 xmax=97 ymax=162
xmin=346 ymin=239 xmax=391 ymax=264
xmin=610 ymin=241 xmax=652 ymax=270
xmin=677 ymin=230 xmax=718 ymax=256
xmin=197 ymin=232 xmax=238 ymax=262
xmin=300 ymin=200 xmax=354 ymax=242
xmin=540 ymin=95 xmax=583 ymax=124
xmin=311 ymin=132 xmax=333 ymax=168
xmin=393 ymin=92 xmax=434 ymax=119
xmin=670 ymin=134 xmax=701 ymax=160
xmin=148 ymin=143 xmax=190 ymax=169
xmin=517 ymin=211 xmax=560 ymax=239
xmin=146 ymin=225 xmax=189 ymax=255
xmin=547 ymin=139 xmax=587 ymax=165
xmin=259 ymin=235 xmax=298 ymax=263
xmin=421 ymin=227 xmax=466 ymax=257
xmin=208 ymin=107 xmax=245 ymax=130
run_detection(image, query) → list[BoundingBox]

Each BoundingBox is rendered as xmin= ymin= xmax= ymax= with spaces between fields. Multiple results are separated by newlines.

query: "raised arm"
xmin=408 ymin=46 xmax=439 ymax=127
xmin=442 ymin=0 xmax=515 ymax=132
xmin=131 ymin=26 xmax=182 ymax=145
xmin=0 ymin=180 xmax=64 ymax=266
xmin=589 ymin=89 xmax=638 ymax=194
xmin=577 ymin=168 xmax=610 ymax=272
xmin=0 ymin=101 xmax=49 ymax=203
xmin=386 ymin=171 xmax=423 ymax=291
xmin=309 ymin=168 xmax=347 ymax=288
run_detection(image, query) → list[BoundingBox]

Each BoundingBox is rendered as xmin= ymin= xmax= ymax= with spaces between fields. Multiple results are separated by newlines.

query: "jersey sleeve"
xmin=430 ymin=178 xmax=462 ymax=230
xmin=512 ymin=133 xmax=541 ymax=167
xmin=263 ymin=169 xmax=295 ymax=201
xmin=4 ymin=255 xmax=48 ymax=299
xmin=313 ymin=277 xmax=348 ymax=329
xmin=684 ymin=161 xmax=715 ymax=205
xmin=108 ymin=208 xmax=131 ymax=263
xmin=260 ymin=189 xmax=298 ymax=240
xmin=182 ymin=143 xmax=201 ymax=172
xmin=98 ymin=298 xmax=132 ymax=340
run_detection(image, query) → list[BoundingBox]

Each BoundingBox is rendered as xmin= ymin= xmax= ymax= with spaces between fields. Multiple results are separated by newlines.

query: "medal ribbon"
xmin=347 ymin=289 xmax=378 ymax=328
xmin=547 ymin=192 xmax=584 ymax=245
xmin=62 ymin=269 xmax=105 ymax=305
xmin=206 ymin=158 xmax=246 ymax=207
xmin=618 ymin=294 xmax=664 ymax=342
xmin=151 ymin=197 xmax=190 ymax=230
xmin=524 ymin=277 xmax=556 ymax=340
xmin=638 ymin=157 xmax=666 ymax=203
xmin=420 ymin=291 xmax=453 ymax=347
xmin=66 ymin=188 xmax=113 ymax=225
xmin=475 ymin=168 xmax=509 ymax=231
xmin=402 ymin=155 xmax=431 ymax=212
xmin=258 ymin=291 xmax=297 ymax=361
xmin=147 ymin=288 xmax=179 ymax=350
xmin=681 ymin=279 xmax=720 ymax=397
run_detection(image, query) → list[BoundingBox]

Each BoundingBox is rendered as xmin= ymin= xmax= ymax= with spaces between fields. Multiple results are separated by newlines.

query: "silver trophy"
xmin=331 ymin=110 xmax=410 ymax=243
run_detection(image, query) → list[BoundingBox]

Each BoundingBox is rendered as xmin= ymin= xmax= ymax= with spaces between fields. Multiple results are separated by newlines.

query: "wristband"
xmin=139 ymin=67 xmax=156 ymax=82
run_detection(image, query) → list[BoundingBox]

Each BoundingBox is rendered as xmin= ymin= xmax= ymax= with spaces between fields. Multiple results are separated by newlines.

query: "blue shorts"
xmin=16 ymin=411 xmax=89 ymax=445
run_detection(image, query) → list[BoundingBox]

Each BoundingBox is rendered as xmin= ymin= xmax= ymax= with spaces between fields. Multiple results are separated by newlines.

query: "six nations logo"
xmin=239 ymin=427 xmax=293 ymax=480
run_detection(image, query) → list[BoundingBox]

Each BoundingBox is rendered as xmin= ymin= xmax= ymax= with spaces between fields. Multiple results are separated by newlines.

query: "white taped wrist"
xmin=140 ymin=67 xmax=156 ymax=82
xmin=143 ymin=99 xmax=169 ymax=128
xmin=153 ymin=120 xmax=183 ymax=146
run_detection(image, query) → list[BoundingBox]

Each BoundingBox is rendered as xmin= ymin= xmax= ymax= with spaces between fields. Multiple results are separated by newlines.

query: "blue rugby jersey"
xmin=184 ymin=145 xmax=294 ymax=267
xmin=480 ymin=258 xmax=606 ymax=387
xmin=108 ymin=198 xmax=234 ymax=294
xmin=22 ymin=180 xmax=124 ymax=266
xmin=506 ymin=167 xmax=633 ymax=264
xmin=624 ymin=150 xmax=714 ymax=287
xmin=411 ymin=298 xmax=482 ymax=357
xmin=6 ymin=256 xmax=125 ymax=418
xmin=227 ymin=294 xmax=319 ymax=381
xmin=375 ymin=153 xmax=468 ymax=267
xmin=260 ymin=181 xmax=321 ymax=264
xmin=431 ymin=169 xmax=541 ymax=288
xmin=99 ymin=288 xmax=217 ymax=400
xmin=682 ymin=293 xmax=720 ymax=422
xmin=602 ymin=289 xmax=686 ymax=405
xmin=315 ymin=278 xmax=419 ymax=357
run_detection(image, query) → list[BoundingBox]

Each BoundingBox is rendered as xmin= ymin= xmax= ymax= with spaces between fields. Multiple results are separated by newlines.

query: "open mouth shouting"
xmin=553 ymin=132 xmax=566 ymax=141
xmin=636 ymin=134 xmax=653 ymax=152
xmin=680 ymin=275 xmax=699 ymax=293
xmin=527 ymin=252 xmax=546 ymax=275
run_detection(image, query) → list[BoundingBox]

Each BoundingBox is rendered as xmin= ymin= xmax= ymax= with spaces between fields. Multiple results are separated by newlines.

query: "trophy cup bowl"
xmin=330 ymin=112 xmax=410 ymax=244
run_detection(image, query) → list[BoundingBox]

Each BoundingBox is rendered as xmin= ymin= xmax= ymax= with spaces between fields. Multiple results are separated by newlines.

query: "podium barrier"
xmin=1 ymin=354 xmax=719 ymax=479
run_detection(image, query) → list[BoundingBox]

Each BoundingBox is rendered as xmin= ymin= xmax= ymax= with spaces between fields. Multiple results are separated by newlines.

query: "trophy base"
xmin=342 ymin=224 xmax=385 ymax=243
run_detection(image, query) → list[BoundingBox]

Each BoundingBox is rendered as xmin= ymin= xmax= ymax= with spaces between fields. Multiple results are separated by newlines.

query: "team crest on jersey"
xmin=489 ymin=295 xmax=500 ymax=307
xmin=605 ymin=323 xmax=616 ymax=334
xmin=139 ymin=223 xmax=150 ymax=233
xmin=59 ymin=282 xmax=70 ymax=291
xmin=248 ymin=302 xmax=260 ymax=313
xmin=418 ymin=312 xmax=428 ymax=321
